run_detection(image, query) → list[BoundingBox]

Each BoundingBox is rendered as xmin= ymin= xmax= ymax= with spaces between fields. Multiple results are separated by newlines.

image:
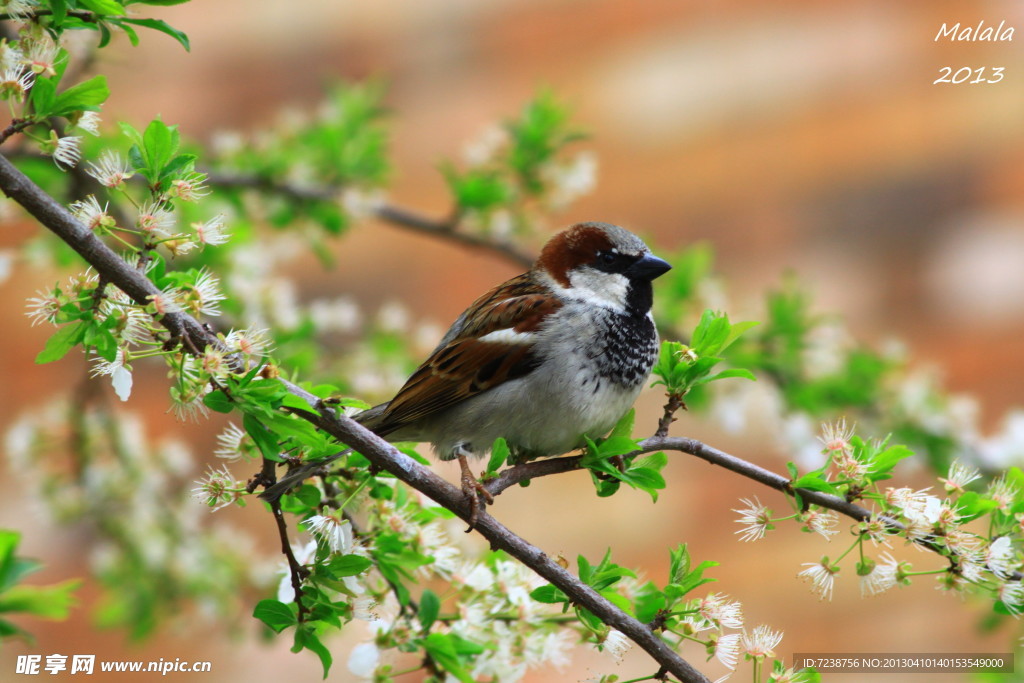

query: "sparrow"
xmin=263 ymin=221 xmax=672 ymax=526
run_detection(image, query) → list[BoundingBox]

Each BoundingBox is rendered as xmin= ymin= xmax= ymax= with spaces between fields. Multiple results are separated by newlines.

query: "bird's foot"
xmin=458 ymin=452 xmax=493 ymax=531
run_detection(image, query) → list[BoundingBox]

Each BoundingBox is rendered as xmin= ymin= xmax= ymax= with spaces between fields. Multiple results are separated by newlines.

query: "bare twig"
xmin=206 ymin=171 xmax=534 ymax=268
xmin=0 ymin=119 xmax=32 ymax=147
xmin=655 ymin=393 xmax=684 ymax=438
xmin=270 ymin=498 xmax=309 ymax=621
xmin=483 ymin=434 xmax=1022 ymax=581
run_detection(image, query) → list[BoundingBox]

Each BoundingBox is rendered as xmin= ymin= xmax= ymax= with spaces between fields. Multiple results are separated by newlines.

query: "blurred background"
xmin=3 ymin=0 xmax=1024 ymax=681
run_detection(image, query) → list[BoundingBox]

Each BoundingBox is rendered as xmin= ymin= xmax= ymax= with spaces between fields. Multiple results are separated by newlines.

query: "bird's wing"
xmin=372 ymin=273 xmax=561 ymax=432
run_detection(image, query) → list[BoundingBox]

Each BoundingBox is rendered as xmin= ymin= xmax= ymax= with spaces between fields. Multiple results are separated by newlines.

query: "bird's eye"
xmin=599 ymin=252 xmax=617 ymax=265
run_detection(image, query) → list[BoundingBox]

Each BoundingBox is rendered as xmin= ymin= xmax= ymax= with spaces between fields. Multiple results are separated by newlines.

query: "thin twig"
xmin=482 ymin=434 xmax=1021 ymax=581
xmin=0 ymin=119 xmax=32 ymax=146
xmin=206 ymin=171 xmax=534 ymax=268
xmin=655 ymin=393 xmax=684 ymax=438
xmin=271 ymin=498 xmax=308 ymax=621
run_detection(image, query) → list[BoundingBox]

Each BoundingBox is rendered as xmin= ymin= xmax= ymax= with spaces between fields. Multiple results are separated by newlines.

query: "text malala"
xmin=935 ymin=20 xmax=1014 ymax=42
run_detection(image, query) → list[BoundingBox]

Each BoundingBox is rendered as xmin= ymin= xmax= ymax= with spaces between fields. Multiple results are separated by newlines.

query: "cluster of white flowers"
xmin=4 ymin=402 xmax=269 ymax=632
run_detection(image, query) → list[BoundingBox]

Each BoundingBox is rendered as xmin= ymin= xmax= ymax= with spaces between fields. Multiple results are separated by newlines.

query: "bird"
xmin=262 ymin=221 xmax=672 ymax=526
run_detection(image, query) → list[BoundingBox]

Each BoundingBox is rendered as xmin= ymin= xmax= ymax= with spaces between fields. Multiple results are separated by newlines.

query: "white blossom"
xmin=86 ymin=151 xmax=133 ymax=188
xmin=347 ymin=642 xmax=380 ymax=679
xmin=600 ymin=629 xmax=631 ymax=662
xmin=733 ymin=497 xmax=772 ymax=542
xmin=742 ymin=624 xmax=783 ymax=659
xmin=91 ymin=350 xmax=132 ymax=401
xmin=192 ymin=215 xmax=230 ymax=246
xmin=797 ymin=560 xmax=836 ymax=601
xmin=714 ymin=633 xmax=742 ymax=669
xmin=53 ymin=135 xmax=82 ymax=168
xmin=214 ymin=423 xmax=248 ymax=461
xmin=940 ymin=460 xmax=981 ymax=494
xmin=0 ymin=64 xmax=33 ymax=100
xmin=860 ymin=553 xmax=900 ymax=597
xmin=304 ymin=514 xmax=353 ymax=554
xmin=74 ymin=110 xmax=101 ymax=136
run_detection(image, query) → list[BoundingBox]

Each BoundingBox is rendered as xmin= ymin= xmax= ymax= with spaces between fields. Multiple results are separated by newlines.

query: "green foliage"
xmin=211 ymin=82 xmax=390 ymax=235
xmin=443 ymin=166 xmax=512 ymax=212
xmin=505 ymin=90 xmax=585 ymax=194
xmin=22 ymin=0 xmax=191 ymax=51
xmin=120 ymin=118 xmax=197 ymax=191
xmin=577 ymin=410 xmax=667 ymax=500
xmin=0 ymin=530 xmax=80 ymax=641
xmin=531 ymin=545 xmax=721 ymax=640
xmin=440 ymin=91 xmax=588 ymax=234
xmin=652 ymin=309 xmax=757 ymax=402
xmin=531 ymin=549 xmax=637 ymax=634
xmin=483 ymin=437 xmax=510 ymax=478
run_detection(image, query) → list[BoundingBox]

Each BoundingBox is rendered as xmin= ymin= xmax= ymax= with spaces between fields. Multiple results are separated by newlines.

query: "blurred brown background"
xmin=3 ymin=0 xmax=1024 ymax=681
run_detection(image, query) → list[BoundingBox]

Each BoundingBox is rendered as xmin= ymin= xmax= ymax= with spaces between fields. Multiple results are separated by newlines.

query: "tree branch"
xmin=205 ymin=171 xmax=535 ymax=268
xmin=1 ymin=151 xmax=708 ymax=683
xmin=280 ymin=389 xmax=710 ymax=683
xmin=485 ymin=435 xmax=1022 ymax=581
xmin=0 ymin=154 xmax=213 ymax=353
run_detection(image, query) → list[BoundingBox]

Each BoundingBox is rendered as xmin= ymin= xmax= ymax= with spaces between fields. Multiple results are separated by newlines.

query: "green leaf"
xmin=280 ymin=392 xmax=317 ymax=413
xmin=51 ymin=0 xmax=68 ymax=25
xmin=79 ymin=0 xmax=127 ymax=14
xmin=624 ymin=467 xmax=666 ymax=501
xmin=125 ymin=0 xmax=192 ymax=5
xmin=588 ymin=471 xmax=620 ymax=498
xmin=443 ymin=167 xmax=511 ymax=211
xmin=82 ymin=320 xmax=117 ymax=361
xmin=955 ymin=491 xmax=1000 ymax=523
xmin=202 ymin=390 xmax=234 ymax=414
xmin=597 ymin=436 xmax=641 ymax=458
xmin=423 ymin=633 xmax=478 ymax=683
xmin=0 ymin=618 xmax=28 ymax=640
xmin=294 ymin=625 xmax=332 ymax=678
xmin=243 ymin=413 xmax=283 ymax=462
xmin=0 ymin=580 xmax=80 ymax=619
xmin=118 ymin=17 xmax=191 ymax=50
xmin=529 ymin=585 xmax=568 ymax=604
xmin=252 ymin=599 xmax=296 ymax=634
xmin=791 ymin=474 xmax=840 ymax=496
xmin=634 ymin=451 xmax=667 ymax=471
xmin=139 ymin=118 xmax=178 ymax=182
xmin=668 ymin=544 xmax=690 ymax=584
xmin=869 ymin=444 xmax=914 ymax=477
xmin=0 ymin=532 xmax=40 ymax=593
xmin=418 ymin=588 xmax=440 ymax=630
xmin=486 ymin=437 xmax=509 ymax=474
xmin=610 ymin=409 xmax=635 ymax=439
xmin=52 ymin=75 xmax=109 ymax=115
xmin=721 ymin=320 xmax=760 ymax=352
xmin=700 ymin=368 xmax=756 ymax=384
xmin=35 ymin=322 xmax=85 ymax=364
xmin=30 ymin=77 xmax=56 ymax=117
xmin=325 ymin=554 xmax=371 ymax=577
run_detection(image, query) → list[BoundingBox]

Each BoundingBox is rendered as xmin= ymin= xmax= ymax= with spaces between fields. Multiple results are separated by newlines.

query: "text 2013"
xmin=934 ymin=66 xmax=1004 ymax=84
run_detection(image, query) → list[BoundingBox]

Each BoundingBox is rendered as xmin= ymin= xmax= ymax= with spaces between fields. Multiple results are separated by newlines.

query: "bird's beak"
xmin=625 ymin=254 xmax=672 ymax=281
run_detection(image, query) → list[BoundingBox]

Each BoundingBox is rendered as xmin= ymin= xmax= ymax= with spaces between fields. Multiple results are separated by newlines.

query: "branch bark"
xmin=206 ymin=171 xmax=535 ymax=268
xmin=283 ymin=384 xmax=710 ymax=683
